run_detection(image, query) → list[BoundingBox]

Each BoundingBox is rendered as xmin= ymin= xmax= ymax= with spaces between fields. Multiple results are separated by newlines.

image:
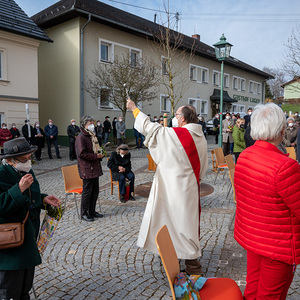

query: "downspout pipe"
xmin=80 ymin=13 xmax=91 ymax=117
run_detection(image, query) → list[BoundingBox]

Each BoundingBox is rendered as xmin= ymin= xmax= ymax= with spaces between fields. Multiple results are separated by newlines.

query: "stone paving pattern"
xmin=31 ymin=135 xmax=300 ymax=299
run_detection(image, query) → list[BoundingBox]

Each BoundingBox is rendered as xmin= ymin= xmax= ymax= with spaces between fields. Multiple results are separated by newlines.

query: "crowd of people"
xmin=208 ymin=108 xmax=300 ymax=162
xmin=0 ymin=104 xmax=299 ymax=299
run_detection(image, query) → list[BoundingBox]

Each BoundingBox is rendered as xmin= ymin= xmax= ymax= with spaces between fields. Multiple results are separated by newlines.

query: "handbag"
xmin=0 ymin=210 xmax=29 ymax=249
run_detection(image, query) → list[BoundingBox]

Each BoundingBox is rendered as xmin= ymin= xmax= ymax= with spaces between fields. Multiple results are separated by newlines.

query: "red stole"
xmin=173 ymin=127 xmax=201 ymax=238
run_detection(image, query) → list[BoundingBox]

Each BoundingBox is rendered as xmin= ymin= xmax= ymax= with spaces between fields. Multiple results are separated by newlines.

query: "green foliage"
xmin=265 ymin=82 xmax=273 ymax=99
xmin=44 ymin=204 xmax=64 ymax=221
xmin=281 ymin=104 xmax=300 ymax=112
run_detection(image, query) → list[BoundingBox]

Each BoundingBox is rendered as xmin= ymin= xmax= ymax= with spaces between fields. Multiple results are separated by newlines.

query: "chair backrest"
xmin=107 ymin=157 xmax=114 ymax=182
xmin=155 ymin=225 xmax=180 ymax=300
xmin=214 ymin=147 xmax=226 ymax=166
xmin=285 ymin=147 xmax=296 ymax=160
xmin=224 ymin=155 xmax=235 ymax=171
xmin=228 ymin=168 xmax=236 ymax=203
xmin=61 ymin=165 xmax=83 ymax=192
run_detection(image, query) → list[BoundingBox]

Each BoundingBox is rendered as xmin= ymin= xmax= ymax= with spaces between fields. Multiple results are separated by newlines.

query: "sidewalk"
xmin=31 ymin=135 xmax=300 ymax=299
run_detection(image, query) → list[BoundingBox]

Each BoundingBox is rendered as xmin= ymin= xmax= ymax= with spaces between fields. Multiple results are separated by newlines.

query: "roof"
xmin=0 ymin=0 xmax=52 ymax=42
xmin=210 ymin=89 xmax=238 ymax=103
xmin=281 ymin=76 xmax=300 ymax=88
xmin=32 ymin=0 xmax=273 ymax=79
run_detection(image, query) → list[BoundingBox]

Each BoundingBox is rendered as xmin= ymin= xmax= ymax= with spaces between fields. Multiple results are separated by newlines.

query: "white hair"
xmin=287 ymin=117 xmax=295 ymax=123
xmin=250 ymin=103 xmax=286 ymax=141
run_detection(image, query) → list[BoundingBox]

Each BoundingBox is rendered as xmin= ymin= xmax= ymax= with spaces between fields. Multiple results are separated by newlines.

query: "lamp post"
xmin=213 ymin=34 xmax=233 ymax=148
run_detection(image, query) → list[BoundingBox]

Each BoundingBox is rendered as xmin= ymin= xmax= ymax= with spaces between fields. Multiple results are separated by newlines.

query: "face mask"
xmin=12 ymin=125 xmax=16 ymax=128
xmin=108 ymin=118 xmax=110 ymax=121
xmin=226 ymin=116 xmax=230 ymax=120
xmin=15 ymin=160 xmax=32 ymax=173
xmin=160 ymin=118 xmax=163 ymax=120
xmin=172 ymin=117 xmax=178 ymax=127
xmin=88 ymin=124 xmax=95 ymax=131
xmin=215 ymin=115 xmax=219 ymax=119
xmin=240 ymin=124 xmax=245 ymax=129
xmin=2 ymin=126 xmax=7 ymax=129
xmin=49 ymin=122 xmax=53 ymax=126
xmin=249 ymin=111 xmax=252 ymax=115
xmin=288 ymin=123 xmax=294 ymax=127
xmin=119 ymin=119 xmax=123 ymax=122
xmin=120 ymin=153 xmax=125 ymax=158
xmin=295 ymin=114 xmax=298 ymax=116
xmin=97 ymin=123 xmax=100 ymax=126
xmin=154 ymin=118 xmax=158 ymax=122
xmin=36 ymin=124 xmax=40 ymax=128
xmin=72 ymin=122 xmax=76 ymax=126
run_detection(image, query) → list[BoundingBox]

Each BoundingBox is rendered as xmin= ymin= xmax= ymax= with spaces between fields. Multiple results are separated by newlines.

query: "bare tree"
xmin=85 ymin=54 xmax=159 ymax=120
xmin=150 ymin=3 xmax=195 ymax=116
xmin=282 ymin=26 xmax=300 ymax=80
xmin=263 ymin=67 xmax=286 ymax=103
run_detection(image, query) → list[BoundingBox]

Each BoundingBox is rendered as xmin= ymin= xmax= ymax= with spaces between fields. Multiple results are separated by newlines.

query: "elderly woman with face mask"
xmin=75 ymin=116 xmax=104 ymax=222
xmin=0 ymin=137 xmax=60 ymax=299
xmin=107 ymin=144 xmax=135 ymax=203
xmin=234 ymin=103 xmax=300 ymax=299
xmin=282 ymin=117 xmax=298 ymax=149
xmin=232 ymin=118 xmax=246 ymax=162
xmin=116 ymin=117 xmax=126 ymax=146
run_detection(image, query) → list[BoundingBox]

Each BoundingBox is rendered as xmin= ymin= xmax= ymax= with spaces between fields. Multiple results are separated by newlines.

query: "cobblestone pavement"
xmin=31 ymin=136 xmax=300 ymax=299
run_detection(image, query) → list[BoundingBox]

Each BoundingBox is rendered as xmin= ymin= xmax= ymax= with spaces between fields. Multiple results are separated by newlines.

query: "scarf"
xmin=85 ymin=128 xmax=101 ymax=154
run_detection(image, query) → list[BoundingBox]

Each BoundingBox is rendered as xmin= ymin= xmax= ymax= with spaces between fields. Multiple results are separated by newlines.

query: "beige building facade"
xmin=32 ymin=0 xmax=271 ymax=143
xmin=0 ymin=0 xmax=51 ymax=132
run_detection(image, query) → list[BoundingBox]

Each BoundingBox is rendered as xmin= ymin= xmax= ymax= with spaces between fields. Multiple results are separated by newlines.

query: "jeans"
xmin=118 ymin=172 xmax=135 ymax=195
xmin=47 ymin=138 xmax=60 ymax=158
xmin=104 ymin=132 xmax=110 ymax=144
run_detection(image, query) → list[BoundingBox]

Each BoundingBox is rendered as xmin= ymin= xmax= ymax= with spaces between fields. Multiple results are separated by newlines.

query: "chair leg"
xmin=32 ymin=284 xmax=38 ymax=299
xmin=118 ymin=184 xmax=121 ymax=199
xmin=226 ymin=184 xmax=232 ymax=199
xmin=222 ymin=170 xmax=227 ymax=179
xmin=214 ymin=171 xmax=219 ymax=184
xmin=73 ymin=194 xmax=80 ymax=220
xmin=111 ymin=182 xmax=113 ymax=195
xmin=64 ymin=194 xmax=68 ymax=211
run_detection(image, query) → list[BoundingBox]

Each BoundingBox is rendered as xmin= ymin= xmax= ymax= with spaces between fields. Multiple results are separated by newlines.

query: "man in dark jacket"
xmin=213 ymin=114 xmax=220 ymax=144
xmin=103 ymin=116 xmax=112 ymax=144
xmin=44 ymin=119 xmax=61 ymax=159
xmin=67 ymin=119 xmax=80 ymax=161
xmin=107 ymin=144 xmax=135 ymax=203
xmin=21 ymin=119 xmax=33 ymax=145
xmin=75 ymin=116 xmax=104 ymax=222
xmin=244 ymin=108 xmax=252 ymax=130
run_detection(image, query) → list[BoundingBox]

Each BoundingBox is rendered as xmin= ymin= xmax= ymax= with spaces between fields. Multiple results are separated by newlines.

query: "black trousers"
xmin=47 ymin=138 xmax=60 ymax=158
xmin=0 ymin=267 xmax=35 ymax=300
xmin=81 ymin=177 xmax=99 ymax=216
xmin=69 ymin=141 xmax=76 ymax=160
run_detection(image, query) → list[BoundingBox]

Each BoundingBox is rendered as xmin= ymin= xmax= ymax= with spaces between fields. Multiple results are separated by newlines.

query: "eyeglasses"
xmin=175 ymin=113 xmax=183 ymax=116
xmin=14 ymin=156 xmax=31 ymax=164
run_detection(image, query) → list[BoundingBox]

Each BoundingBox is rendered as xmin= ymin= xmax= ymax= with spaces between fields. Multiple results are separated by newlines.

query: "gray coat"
xmin=222 ymin=118 xmax=234 ymax=143
xmin=116 ymin=121 xmax=126 ymax=139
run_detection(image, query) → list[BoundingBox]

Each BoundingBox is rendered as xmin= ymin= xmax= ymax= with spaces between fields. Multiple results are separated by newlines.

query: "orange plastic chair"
xmin=61 ymin=165 xmax=82 ymax=219
xmin=225 ymin=155 xmax=236 ymax=203
xmin=211 ymin=150 xmax=218 ymax=172
xmin=285 ymin=147 xmax=296 ymax=160
xmin=155 ymin=225 xmax=243 ymax=300
xmin=147 ymin=153 xmax=157 ymax=171
xmin=107 ymin=158 xmax=121 ymax=199
xmin=213 ymin=147 xmax=228 ymax=184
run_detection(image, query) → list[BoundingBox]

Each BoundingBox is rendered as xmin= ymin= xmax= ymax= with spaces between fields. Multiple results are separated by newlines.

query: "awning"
xmin=210 ymin=89 xmax=238 ymax=103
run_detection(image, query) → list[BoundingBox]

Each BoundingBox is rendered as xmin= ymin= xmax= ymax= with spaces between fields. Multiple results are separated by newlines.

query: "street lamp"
xmin=213 ymin=34 xmax=233 ymax=148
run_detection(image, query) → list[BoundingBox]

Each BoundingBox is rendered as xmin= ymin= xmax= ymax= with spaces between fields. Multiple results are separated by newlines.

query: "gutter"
xmin=80 ymin=13 xmax=91 ymax=118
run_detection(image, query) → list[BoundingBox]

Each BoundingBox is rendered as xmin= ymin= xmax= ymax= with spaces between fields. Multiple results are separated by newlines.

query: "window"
xmin=98 ymin=88 xmax=113 ymax=108
xmin=160 ymin=95 xmax=171 ymax=112
xmin=100 ymin=41 xmax=113 ymax=62
xmin=233 ymin=76 xmax=246 ymax=91
xmin=161 ymin=57 xmax=168 ymax=75
xmin=249 ymin=81 xmax=254 ymax=93
xmin=257 ymin=83 xmax=261 ymax=94
xmin=190 ymin=65 xmax=196 ymax=81
xmin=224 ymin=73 xmax=230 ymax=88
xmin=241 ymin=79 xmax=246 ymax=91
xmin=232 ymin=104 xmax=245 ymax=112
xmin=130 ymin=50 xmax=139 ymax=67
xmin=188 ymin=98 xmax=208 ymax=115
xmin=213 ymin=71 xmax=220 ymax=86
xmin=201 ymin=68 xmax=209 ymax=83
xmin=0 ymin=51 xmax=2 ymax=79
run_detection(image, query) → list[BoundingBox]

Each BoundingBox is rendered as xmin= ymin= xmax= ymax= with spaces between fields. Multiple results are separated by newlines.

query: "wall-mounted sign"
xmin=233 ymin=94 xmax=260 ymax=104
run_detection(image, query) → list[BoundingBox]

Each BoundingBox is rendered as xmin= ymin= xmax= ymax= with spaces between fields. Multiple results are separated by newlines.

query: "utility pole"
xmin=175 ymin=12 xmax=179 ymax=32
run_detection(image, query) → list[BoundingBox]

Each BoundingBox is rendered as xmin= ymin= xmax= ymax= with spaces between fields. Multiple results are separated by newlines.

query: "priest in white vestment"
xmin=127 ymin=99 xmax=208 ymax=274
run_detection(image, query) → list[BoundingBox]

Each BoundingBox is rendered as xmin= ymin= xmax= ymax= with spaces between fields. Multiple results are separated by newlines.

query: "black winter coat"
xmin=107 ymin=151 xmax=132 ymax=181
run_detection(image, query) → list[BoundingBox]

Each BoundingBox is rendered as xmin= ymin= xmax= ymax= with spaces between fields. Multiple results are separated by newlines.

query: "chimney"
xmin=192 ymin=34 xmax=200 ymax=41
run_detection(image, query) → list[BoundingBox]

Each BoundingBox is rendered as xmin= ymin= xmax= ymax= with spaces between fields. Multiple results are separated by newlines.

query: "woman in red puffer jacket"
xmin=234 ymin=103 xmax=300 ymax=300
